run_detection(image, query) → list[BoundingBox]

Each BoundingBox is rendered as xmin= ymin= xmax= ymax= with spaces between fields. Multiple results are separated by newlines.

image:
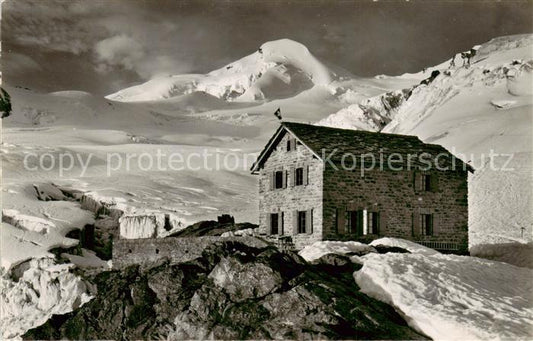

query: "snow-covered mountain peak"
xmin=106 ymin=39 xmax=337 ymax=103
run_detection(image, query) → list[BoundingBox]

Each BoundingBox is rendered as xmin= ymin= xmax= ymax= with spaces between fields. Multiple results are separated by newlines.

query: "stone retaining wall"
xmin=113 ymin=236 xmax=269 ymax=268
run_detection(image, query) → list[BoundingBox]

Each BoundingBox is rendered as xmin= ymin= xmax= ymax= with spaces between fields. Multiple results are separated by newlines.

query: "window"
xmin=298 ymin=211 xmax=307 ymax=233
xmin=346 ymin=210 xmax=362 ymax=235
xmin=270 ymin=213 xmax=279 ymax=235
xmin=423 ymin=174 xmax=432 ymax=191
xmin=421 ymin=214 xmax=433 ymax=235
xmin=415 ymin=172 xmax=437 ymax=192
xmin=275 ymin=171 xmax=284 ymax=189
xmin=368 ymin=212 xmax=379 ymax=234
xmin=295 ymin=167 xmax=304 ymax=186
xmin=287 ymin=138 xmax=296 ymax=151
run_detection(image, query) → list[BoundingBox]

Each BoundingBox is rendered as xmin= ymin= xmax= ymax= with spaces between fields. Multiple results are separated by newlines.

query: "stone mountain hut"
xmin=250 ymin=122 xmax=472 ymax=252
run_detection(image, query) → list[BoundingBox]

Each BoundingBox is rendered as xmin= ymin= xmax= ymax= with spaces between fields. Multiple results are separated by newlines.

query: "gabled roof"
xmin=251 ymin=122 xmax=473 ymax=173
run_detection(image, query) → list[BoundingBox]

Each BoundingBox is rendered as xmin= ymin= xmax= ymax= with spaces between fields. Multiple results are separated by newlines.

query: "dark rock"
xmin=312 ymin=253 xmax=352 ymax=267
xmin=310 ymin=253 xmax=363 ymax=274
xmin=33 ymin=183 xmax=67 ymax=201
xmin=24 ymin=242 xmax=426 ymax=340
xmin=217 ymin=214 xmax=235 ymax=225
xmin=1 ymin=87 xmax=12 ymax=118
xmin=169 ymin=220 xmax=257 ymax=237
xmin=373 ymin=245 xmax=411 ymax=254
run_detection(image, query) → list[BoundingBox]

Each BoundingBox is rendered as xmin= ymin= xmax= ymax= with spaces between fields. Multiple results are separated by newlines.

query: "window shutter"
xmin=357 ymin=210 xmax=364 ymax=236
xmin=379 ymin=211 xmax=386 ymax=235
xmin=289 ymin=166 xmax=295 ymax=187
xmin=376 ymin=212 xmax=381 ymax=235
xmin=430 ymin=173 xmax=439 ymax=192
xmin=280 ymin=212 xmax=284 ymax=235
xmin=412 ymin=209 xmax=421 ymax=237
xmin=306 ymin=209 xmax=313 ymax=234
xmin=266 ymin=213 xmax=271 ymax=235
xmin=282 ymin=170 xmax=287 ymax=188
xmin=270 ymin=171 xmax=274 ymax=190
xmin=345 ymin=211 xmax=350 ymax=234
xmin=337 ymin=207 xmax=345 ymax=234
xmin=304 ymin=165 xmax=309 ymax=185
xmin=293 ymin=210 xmax=298 ymax=234
xmin=413 ymin=171 xmax=421 ymax=192
xmin=432 ymin=214 xmax=437 ymax=235
xmin=291 ymin=138 xmax=297 ymax=151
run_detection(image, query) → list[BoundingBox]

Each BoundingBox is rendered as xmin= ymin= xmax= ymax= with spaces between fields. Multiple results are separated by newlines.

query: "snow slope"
xmin=297 ymin=238 xmax=532 ymax=340
xmin=356 ymin=251 xmax=533 ymax=340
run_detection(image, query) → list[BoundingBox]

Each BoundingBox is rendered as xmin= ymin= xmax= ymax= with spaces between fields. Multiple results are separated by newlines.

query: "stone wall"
xmin=258 ymin=131 xmax=324 ymax=250
xmin=112 ymin=236 xmax=269 ymax=268
xmin=322 ymin=166 xmax=468 ymax=251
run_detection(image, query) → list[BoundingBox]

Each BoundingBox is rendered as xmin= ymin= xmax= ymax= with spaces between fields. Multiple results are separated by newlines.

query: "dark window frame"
xmin=298 ymin=211 xmax=307 ymax=234
xmin=423 ymin=174 xmax=432 ymax=191
xmin=275 ymin=171 xmax=284 ymax=189
xmin=286 ymin=139 xmax=292 ymax=151
xmin=421 ymin=213 xmax=433 ymax=235
xmin=295 ymin=167 xmax=304 ymax=186
xmin=346 ymin=210 xmax=360 ymax=235
xmin=270 ymin=213 xmax=279 ymax=235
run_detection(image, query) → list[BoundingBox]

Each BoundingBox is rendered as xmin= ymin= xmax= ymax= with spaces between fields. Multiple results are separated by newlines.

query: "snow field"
xmin=300 ymin=238 xmax=533 ymax=340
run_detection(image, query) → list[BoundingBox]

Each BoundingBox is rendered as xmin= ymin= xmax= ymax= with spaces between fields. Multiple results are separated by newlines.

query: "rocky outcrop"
xmin=317 ymin=88 xmax=413 ymax=131
xmin=25 ymin=241 xmax=425 ymax=340
xmin=33 ymin=183 xmax=67 ymax=201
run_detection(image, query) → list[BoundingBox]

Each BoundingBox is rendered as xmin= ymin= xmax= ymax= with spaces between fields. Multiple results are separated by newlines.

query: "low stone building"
xmin=251 ymin=122 xmax=472 ymax=251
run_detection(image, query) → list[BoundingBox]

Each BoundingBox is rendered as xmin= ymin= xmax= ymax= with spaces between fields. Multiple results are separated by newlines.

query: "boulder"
xmin=33 ymin=183 xmax=67 ymax=201
xmin=208 ymin=256 xmax=282 ymax=302
xmin=372 ymin=244 xmax=411 ymax=254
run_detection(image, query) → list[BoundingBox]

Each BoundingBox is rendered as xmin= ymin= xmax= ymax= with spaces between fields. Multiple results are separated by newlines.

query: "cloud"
xmin=94 ymin=35 xmax=190 ymax=79
xmin=2 ymin=53 xmax=42 ymax=74
xmin=1 ymin=0 xmax=114 ymax=55
xmin=95 ymin=35 xmax=145 ymax=71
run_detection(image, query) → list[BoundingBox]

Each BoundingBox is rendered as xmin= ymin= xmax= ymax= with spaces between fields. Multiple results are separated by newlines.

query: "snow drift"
xmin=300 ymin=239 xmax=533 ymax=340
xmin=299 ymin=241 xmax=376 ymax=262
xmin=355 ymin=251 xmax=533 ymax=340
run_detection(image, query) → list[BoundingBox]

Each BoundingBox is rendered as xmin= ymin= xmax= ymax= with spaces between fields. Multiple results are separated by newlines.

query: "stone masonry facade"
xmin=258 ymin=132 xmax=324 ymax=250
xmin=322 ymin=166 xmax=468 ymax=251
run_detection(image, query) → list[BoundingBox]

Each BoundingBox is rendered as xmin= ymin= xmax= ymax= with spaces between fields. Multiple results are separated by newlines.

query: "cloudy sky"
xmin=2 ymin=0 xmax=532 ymax=95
